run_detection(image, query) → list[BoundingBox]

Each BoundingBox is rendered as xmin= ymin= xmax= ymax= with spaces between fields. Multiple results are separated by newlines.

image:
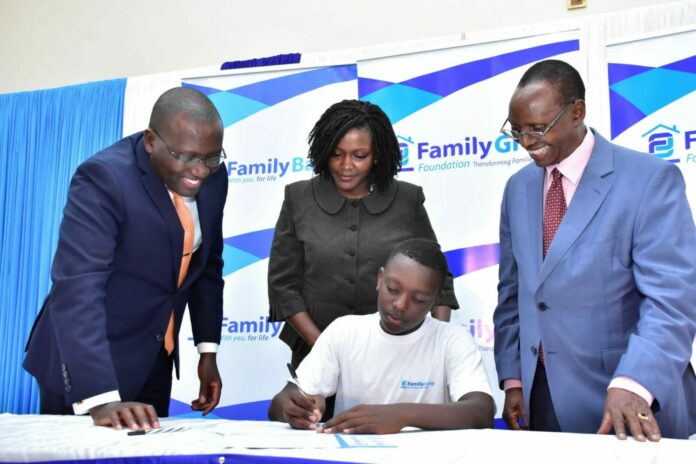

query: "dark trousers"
xmin=40 ymin=346 xmax=174 ymax=417
xmin=529 ymin=361 xmax=561 ymax=432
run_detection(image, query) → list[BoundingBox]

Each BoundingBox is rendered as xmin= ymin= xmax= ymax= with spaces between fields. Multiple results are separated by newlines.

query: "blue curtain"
xmin=0 ymin=79 xmax=126 ymax=414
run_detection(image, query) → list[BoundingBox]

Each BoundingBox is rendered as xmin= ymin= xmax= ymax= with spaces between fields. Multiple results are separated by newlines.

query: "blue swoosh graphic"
xmin=359 ymin=40 xmax=579 ymax=124
xmin=223 ymin=228 xmax=500 ymax=277
xmin=169 ymin=398 xmax=271 ymax=420
xmin=608 ymin=54 xmax=696 ymax=138
xmin=183 ymin=64 xmax=357 ymax=127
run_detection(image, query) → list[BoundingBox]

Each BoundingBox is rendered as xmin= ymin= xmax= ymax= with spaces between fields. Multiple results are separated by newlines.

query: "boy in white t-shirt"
xmin=268 ymin=238 xmax=494 ymax=434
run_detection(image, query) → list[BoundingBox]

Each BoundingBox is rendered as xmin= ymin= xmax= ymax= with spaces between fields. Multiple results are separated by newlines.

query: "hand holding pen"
xmin=286 ymin=363 xmax=312 ymax=400
xmin=286 ymin=363 xmax=323 ymax=429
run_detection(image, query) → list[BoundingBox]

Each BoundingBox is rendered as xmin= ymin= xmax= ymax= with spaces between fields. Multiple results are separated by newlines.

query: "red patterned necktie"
xmin=164 ymin=193 xmax=195 ymax=355
xmin=543 ymin=168 xmax=567 ymax=258
xmin=539 ymin=168 xmax=566 ymax=364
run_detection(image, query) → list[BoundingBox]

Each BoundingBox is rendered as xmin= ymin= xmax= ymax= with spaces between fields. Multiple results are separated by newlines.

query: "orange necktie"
xmin=164 ymin=193 xmax=195 ymax=355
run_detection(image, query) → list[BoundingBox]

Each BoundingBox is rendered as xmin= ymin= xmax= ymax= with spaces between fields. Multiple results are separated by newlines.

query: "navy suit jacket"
xmin=494 ymin=130 xmax=696 ymax=438
xmin=24 ymin=132 xmax=227 ymax=405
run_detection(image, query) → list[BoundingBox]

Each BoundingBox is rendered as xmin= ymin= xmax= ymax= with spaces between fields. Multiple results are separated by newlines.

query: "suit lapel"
xmin=525 ymin=166 xmax=544 ymax=279
xmin=136 ymin=137 xmax=183 ymax=288
xmin=536 ymin=130 xmax=615 ymax=287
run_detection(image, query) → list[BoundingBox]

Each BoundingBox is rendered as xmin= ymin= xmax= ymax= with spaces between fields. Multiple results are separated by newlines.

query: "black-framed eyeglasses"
xmin=150 ymin=128 xmax=227 ymax=167
xmin=500 ymin=102 xmax=575 ymax=142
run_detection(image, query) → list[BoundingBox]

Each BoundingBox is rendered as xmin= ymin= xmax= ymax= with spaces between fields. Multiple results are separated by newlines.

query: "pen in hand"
xmin=286 ymin=363 xmax=312 ymax=400
xmin=287 ymin=363 xmax=323 ymax=428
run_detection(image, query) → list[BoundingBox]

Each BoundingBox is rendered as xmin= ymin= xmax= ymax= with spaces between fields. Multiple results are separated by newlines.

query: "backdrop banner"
xmin=172 ymin=64 xmax=358 ymax=419
xmin=3 ymin=5 xmax=693 ymax=422
xmin=605 ymin=27 xmax=696 ymax=367
xmin=170 ymin=30 xmax=584 ymax=421
xmin=167 ymin=25 xmax=696 ymax=423
xmin=356 ymin=29 xmax=583 ymax=413
xmin=607 ymin=27 xmax=696 ymax=206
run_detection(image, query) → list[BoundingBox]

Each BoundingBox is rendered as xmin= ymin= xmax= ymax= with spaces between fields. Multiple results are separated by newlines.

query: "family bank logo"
xmin=182 ymin=64 xmax=358 ymax=185
xmin=641 ymin=124 xmax=696 ymax=164
xmin=187 ymin=315 xmax=283 ymax=344
xmin=224 ymin=155 xmax=312 ymax=184
xmin=398 ymin=133 xmax=530 ymax=173
xmin=220 ymin=316 xmax=282 ymax=343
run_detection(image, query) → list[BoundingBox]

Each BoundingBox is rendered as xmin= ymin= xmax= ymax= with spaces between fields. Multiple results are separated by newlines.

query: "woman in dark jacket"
xmin=268 ymin=99 xmax=458 ymax=369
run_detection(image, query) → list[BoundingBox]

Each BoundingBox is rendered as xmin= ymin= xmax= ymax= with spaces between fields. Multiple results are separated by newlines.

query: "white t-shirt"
xmin=296 ymin=313 xmax=492 ymax=415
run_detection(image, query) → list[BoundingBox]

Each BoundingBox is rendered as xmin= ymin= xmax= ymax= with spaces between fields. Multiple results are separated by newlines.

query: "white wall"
xmin=0 ymin=0 xmax=681 ymax=93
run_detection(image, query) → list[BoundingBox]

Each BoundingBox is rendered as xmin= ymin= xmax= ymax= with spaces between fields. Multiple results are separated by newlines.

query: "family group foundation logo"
xmin=397 ymin=136 xmax=416 ymax=172
xmin=642 ymin=124 xmax=680 ymax=163
xmin=640 ymin=123 xmax=696 ymax=164
xmin=398 ymin=133 xmax=530 ymax=173
xmin=361 ymin=40 xmax=579 ymax=174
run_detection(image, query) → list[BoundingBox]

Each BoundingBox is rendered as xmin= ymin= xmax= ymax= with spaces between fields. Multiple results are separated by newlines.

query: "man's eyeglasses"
xmin=150 ymin=128 xmax=227 ymax=168
xmin=500 ymin=102 xmax=575 ymax=142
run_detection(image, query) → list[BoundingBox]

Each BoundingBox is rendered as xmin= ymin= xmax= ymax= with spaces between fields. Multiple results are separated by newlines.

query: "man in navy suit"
xmin=24 ymin=87 xmax=228 ymax=431
xmin=494 ymin=60 xmax=696 ymax=440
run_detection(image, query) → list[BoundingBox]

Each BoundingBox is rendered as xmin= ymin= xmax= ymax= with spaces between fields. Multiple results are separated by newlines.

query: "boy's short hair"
xmin=386 ymin=239 xmax=448 ymax=289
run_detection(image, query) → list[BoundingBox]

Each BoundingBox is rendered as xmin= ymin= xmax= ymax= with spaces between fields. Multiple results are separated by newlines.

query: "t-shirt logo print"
xmin=400 ymin=380 xmax=436 ymax=389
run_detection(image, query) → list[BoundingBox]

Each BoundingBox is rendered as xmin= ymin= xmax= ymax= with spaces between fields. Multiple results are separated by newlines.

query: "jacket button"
xmin=537 ymin=302 xmax=548 ymax=311
xmin=531 ymin=346 xmax=538 ymax=356
xmin=65 ymin=385 xmax=72 ymax=393
xmin=61 ymin=363 xmax=67 ymax=372
xmin=346 ymin=277 xmax=355 ymax=284
xmin=349 ymin=225 xmax=358 ymax=231
xmin=347 ymin=250 xmax=355 ymax=257
xmin=156 ymin=334 xmax=164 ymax=342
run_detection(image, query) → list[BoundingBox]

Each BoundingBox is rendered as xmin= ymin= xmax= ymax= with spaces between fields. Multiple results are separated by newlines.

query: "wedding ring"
xmin=637 ymin=412 xmax=649 ymax=422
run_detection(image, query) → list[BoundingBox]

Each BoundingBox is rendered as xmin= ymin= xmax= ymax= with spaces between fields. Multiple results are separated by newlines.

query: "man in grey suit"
xmin=494 ymin=59 xmax=696 ymax=440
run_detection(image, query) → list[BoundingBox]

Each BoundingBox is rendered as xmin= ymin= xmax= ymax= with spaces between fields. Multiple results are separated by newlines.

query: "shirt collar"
xmin=375 ymin=312 xmax=432 ymax=342
xmin=312 ymin=174 xmax=398 ymax=215
xmin=545 ymin=128 xmax=595 ymax=185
